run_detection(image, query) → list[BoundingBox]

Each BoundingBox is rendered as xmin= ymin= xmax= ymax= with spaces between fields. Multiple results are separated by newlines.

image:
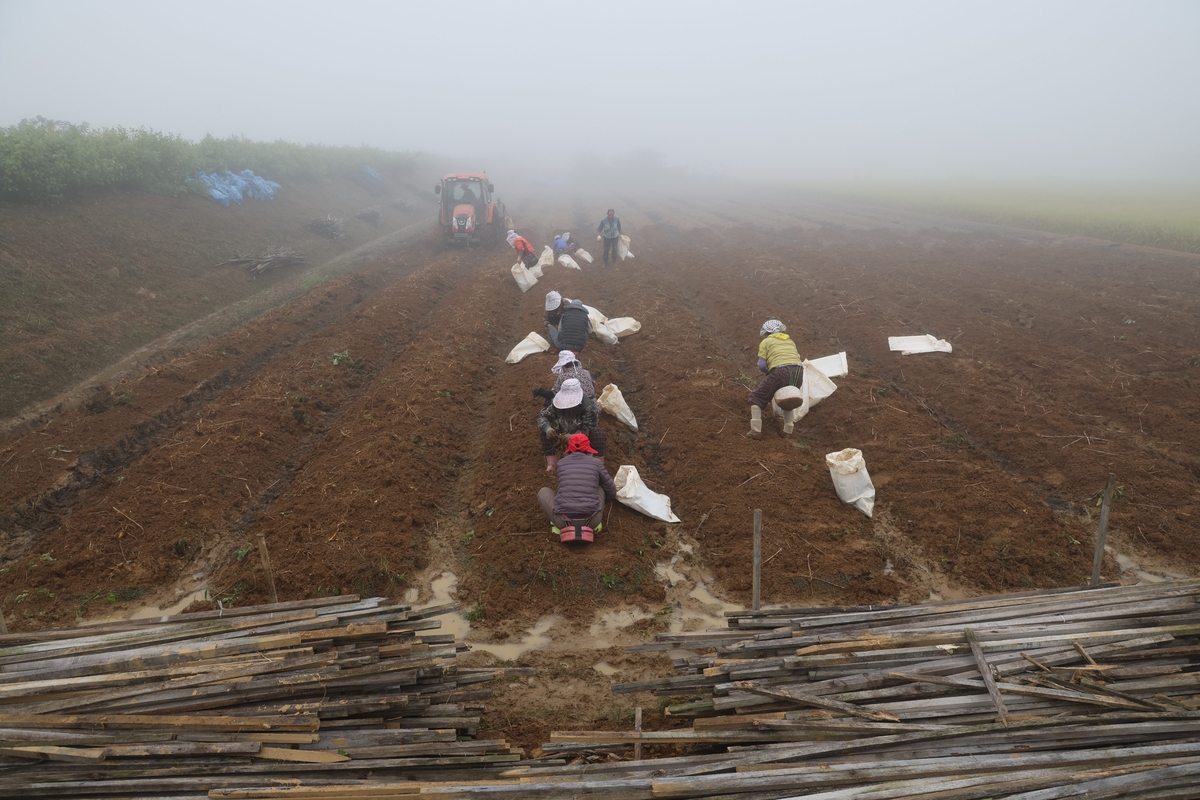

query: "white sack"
xmin=504 ymin=331 xmax=550 ymax=364
xmin=558 ymin=254 xmax=582 ymax=270
xmin=807 ymin=351 xmax=848 ymax=378
xmin=888 ymin=334 xmax=952 ymax=355
xmin=511 ymin=262 xmax=538 ymax=293
xmin=826 ymin=448 xmax=875 ymax=517
xmin=583 ymin=304 xmax=619 ymax=345
xmin=529 ymin=260 xmax=544 ymax=278
xmin=598 ymin=384 xmax=638 ymax=430
xmin=605 ymin=317 xmax=642 ymax=338
xmin=617 ymin=234 xmax=635 ymax=260
xmin=575 ymin=248 xmax=594 ymax=263
xmin=773 ymin=362 xmax=840 ymax=420
xmin=536 ymin=245 xmax=555 ymax=271
xmin=614 ymin=465 xmax=680 ymax=523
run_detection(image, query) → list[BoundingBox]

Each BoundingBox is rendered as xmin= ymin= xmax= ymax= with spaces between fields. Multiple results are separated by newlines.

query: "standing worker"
xmin=536 ymin=433 xmax=616 ymax=543
xmin=596 ymin=209 xmax=622 ymax=266
xmin=748 ymin=319 xmax=805 ymax=439
xmin=508 ymin=229 xmax=538 ymax=269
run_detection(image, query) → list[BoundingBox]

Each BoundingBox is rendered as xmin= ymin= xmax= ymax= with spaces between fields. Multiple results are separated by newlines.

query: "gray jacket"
xmin=554 ymin=451 xmax=617 ymax=517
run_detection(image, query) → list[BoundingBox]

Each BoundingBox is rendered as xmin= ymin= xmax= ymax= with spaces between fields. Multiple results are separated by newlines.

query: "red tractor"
xmin=435 ymin=172 xmax=506 ymax=247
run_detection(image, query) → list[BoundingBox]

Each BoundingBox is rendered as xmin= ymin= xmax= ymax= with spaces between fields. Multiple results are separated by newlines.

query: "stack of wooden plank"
xmin=214 ymin=247 xmax=309 ymax=275
xmin=0 ymin=596 xmax=528 ymax=799
xmin=179 ymin=581 xmax=1200 ymax=799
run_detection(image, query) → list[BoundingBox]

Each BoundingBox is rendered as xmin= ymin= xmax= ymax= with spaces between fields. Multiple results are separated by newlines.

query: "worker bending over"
xmin=534 ymin=350 xmax=596 ymax=407
xmin=748 ymin=319 xmax=804 ymax=439
xmin=553 ymin=232 xmax=581 ymax=255
xmin=551 ymin=298 xmax=592 ymax=353
xmin=507 ymin=229 xmax=537 ymax=269
xmin=538 ymin=378 xmax=606 ymax=471
xmin=536 ymin=433 xmax=616 ymax=543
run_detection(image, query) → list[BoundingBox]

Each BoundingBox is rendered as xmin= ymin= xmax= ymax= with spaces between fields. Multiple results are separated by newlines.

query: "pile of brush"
xmin=355 ymin=206 xmax=383 ymax=227
xmin=214 ymin=247 xmax=308 ymax=276
xmin=305 ymin=215 xmax=347 ymax=240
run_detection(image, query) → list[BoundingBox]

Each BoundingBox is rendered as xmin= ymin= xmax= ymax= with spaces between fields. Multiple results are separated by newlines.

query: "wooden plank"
xmin=255 ymin=746 xmax=349 ymax=763
xmin=966 ymin=630 xmax=1006 ymax=725
xmin=0 ymin=744 xmax=106 ymax=762
xmin=732 ymin=681 xmax=901 ymax=722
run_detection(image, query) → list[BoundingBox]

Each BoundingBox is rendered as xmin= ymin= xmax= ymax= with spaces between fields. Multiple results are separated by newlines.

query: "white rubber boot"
xmin=749 ymin=406 xmax=763 ymax=439
xmin=782 ymin=408 xmax=796 ymax=436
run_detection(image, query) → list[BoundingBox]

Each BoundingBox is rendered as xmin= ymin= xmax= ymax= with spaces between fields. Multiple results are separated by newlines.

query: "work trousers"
xmin=602 ymin=236 xmax=620 ymax=264
xmin=538 ymin=487 xmax=605 ymax=530
xmin=749 ymin=364 xmax=805 ymax=409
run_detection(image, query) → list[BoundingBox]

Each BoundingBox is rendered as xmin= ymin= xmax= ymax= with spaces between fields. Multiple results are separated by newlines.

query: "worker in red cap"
xmin=537 ymin=433 xmax=616 ymax=543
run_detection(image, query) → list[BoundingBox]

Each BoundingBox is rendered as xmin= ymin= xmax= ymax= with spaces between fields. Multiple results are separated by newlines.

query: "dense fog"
xmin=1 ymin=0 xmax=1198 ymax=182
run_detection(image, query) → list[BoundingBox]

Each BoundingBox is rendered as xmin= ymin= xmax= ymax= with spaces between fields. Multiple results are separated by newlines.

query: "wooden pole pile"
xmin=214 ymin=247 xmax=309 ymax=276
xmin=0 ymin=595 xmax=530 ymax=799
xmin=180 ymin=581 xmax=1200 ymax=799
xmin=306 ymin=216 xmax=347 ymax=240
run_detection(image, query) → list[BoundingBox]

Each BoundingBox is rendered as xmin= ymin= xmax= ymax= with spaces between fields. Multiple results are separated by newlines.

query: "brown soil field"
xmin=1 ymin=185 xmax=1198 ymax=749
xmin=0 ymin=175 xmax=435 ymax=418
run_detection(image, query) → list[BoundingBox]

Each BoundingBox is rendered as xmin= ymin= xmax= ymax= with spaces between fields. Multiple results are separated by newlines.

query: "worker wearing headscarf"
xmin=748 ymin=319 xmax=804 ymax=438
xmin=509 ymin=230 xmax=537 ymax=268
xmin=536 ymin=433 xmax=616 ymax=543
xmin=534 ymin=349 xmax=596 ymax=408
xmin=537 ymin=377 xmax=606 ymax=471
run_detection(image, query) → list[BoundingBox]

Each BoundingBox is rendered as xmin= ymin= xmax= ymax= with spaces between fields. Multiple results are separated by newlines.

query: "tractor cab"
xmin=435 ymin=172 xmax=504 ymax=247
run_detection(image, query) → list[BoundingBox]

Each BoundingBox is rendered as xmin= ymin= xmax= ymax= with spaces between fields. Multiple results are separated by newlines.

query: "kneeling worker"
xmin=537 ymin=433 xmax=616 ymax=543
xmin=749 ymin=319 xmax=805 ymax=438
xmin=538 ymin=377 xmax=606 ymax=471
xmin=553 ymin=298 xmax=592 ymax=353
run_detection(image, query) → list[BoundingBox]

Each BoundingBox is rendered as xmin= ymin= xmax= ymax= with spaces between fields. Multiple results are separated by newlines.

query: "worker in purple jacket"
xmin=537 ymin=433 xmax=617 ymax=543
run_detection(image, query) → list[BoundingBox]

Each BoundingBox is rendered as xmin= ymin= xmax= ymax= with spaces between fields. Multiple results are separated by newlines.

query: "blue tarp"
xmin=190 ymin=170 xmax=281 ymax=206
xmin=363 ymin=166 xmax=382 ymax=181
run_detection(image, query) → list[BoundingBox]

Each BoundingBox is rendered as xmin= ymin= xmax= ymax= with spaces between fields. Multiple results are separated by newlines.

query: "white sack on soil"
xmin=808 ymin=351 xmax=848 ymax=378
xmin=505 ymin=331 xmax=550 ymax=364
xmin=617 ymin=234 xmax=635 ymax=260
xmin=558 ymin=254 xmax=582 ymax=270
xmin=889 ymin=334 xmax=952 ymax=355
xmin=536 ymin=245 xmax=555 ymax=272
xmin=605 ymin=317 xmax=642 ymax=338
xmin=826 ymin=448 xmax=875 ymax=517
xmin=511 ymin=262 xmax=538 ymax=292
xmin=614 ymin=465 xmax=680 ymax=523
xmin=575 ymin=248 xmax=594 ymax=263
xmin=772 ymin=361 xmax=839 ymax=421
xmin=598 ymin=384 xmax=638 ymax=430
xmin=582 ymin=304 xmax=619 ymax=345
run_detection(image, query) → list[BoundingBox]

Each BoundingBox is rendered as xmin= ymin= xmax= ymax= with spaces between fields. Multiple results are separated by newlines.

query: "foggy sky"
xmin=1 ymin=0 xmax=1198 ymax=183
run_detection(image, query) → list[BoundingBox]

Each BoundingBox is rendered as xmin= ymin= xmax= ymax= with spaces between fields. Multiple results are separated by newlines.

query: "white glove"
xmin=596 ymin=235 xmax=602 ymax=241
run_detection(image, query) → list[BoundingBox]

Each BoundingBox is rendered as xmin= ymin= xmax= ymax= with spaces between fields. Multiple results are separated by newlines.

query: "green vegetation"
xmin=0 ymin=116 xmax=420 ymax=204
xmin=816 ymin=182 xmax=1200 ymax=254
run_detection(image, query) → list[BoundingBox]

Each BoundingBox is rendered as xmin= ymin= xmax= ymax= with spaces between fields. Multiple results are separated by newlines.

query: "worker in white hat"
xmin=536 ymin=377 xmax=606 ymax=471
